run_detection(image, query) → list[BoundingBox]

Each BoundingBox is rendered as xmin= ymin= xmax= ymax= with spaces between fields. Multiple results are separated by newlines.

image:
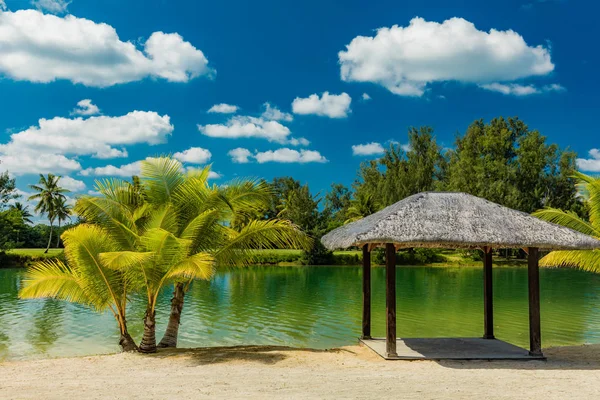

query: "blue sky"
xmin=0 ymin=0 xmax=598 ymax=208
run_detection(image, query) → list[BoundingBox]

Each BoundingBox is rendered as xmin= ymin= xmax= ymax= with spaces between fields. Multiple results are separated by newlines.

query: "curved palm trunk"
xmin=139 ymin=307 xmax=157 ymax=353
xmin=158 ymin=283 xmax=185 ymax=348
xmin=55 ymin=221 xmax=61 ymax=248
xmin=44 ymin=222 xmax=53 ymax=254
xmin=120 ymin=329 xmax=138 ymax=352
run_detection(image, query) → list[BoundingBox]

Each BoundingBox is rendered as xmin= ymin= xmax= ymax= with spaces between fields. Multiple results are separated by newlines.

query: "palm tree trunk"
xmin=138 ymin=307 xmax=157 ymax=353
xmin=55 ymin=220 xmax=61 ymax=248
xmin=44 ymin=222 xmax=53 ymax=254
xmin=116 ymin=315 xmax=138 ymax=352
xmin=158 ymin=283 xmax=185 ymax=348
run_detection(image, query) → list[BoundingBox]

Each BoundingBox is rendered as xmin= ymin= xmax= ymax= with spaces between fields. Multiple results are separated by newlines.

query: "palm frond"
xmin=540 ymin=250 xmax=600 ymax=273
xmin=19 ymin=260 xmax=90 ymax=305
xmin=164 ymin=252 xmax=215 ymax=281
xmin=532 ymin=208 xmax=599 ymax=238
xmin=141 ymin=157 xmax=185 ymax=205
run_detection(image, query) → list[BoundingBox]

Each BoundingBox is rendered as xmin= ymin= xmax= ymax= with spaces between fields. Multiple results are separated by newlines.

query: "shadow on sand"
xmin=148 ymin=345 xmax=354 ymax=366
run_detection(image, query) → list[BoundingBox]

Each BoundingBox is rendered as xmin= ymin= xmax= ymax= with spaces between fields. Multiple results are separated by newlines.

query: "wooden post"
xmin=361 ymin=244 xmax=371 ymax=340
xmin=528 ymin=247 xmax=542 ymax=356
xmin=385 ymin=243 xmax=397 ymax=357
xmin=483 ymin=247 xmax=494 ymax=339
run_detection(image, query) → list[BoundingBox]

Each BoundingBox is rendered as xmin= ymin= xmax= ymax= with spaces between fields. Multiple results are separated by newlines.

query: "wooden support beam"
xmin=385 ymin=243 xmax=398 ymax=357
xmin=483 ymin=247 xmax=494 ymax=339
xmin=361 ymin=244 xmax=371 ymax=340
xmin=528 ymin=247 xmax=543 ymax=357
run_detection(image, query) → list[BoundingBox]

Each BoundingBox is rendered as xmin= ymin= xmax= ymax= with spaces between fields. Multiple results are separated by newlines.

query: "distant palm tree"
xmin=10 ymin=202 xmax=33 ymax=224
xmin=28 ymin=174 xmax=70 ymax=253
xmin=533 ymin=171 xmax=600 ymax=272
xmin=53 ymin=196 xmax=72 ymax=248
xmin=344 ymin=192 xmax=380 ymax=223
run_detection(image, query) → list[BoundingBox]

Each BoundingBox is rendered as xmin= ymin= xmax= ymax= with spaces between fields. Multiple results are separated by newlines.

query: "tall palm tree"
xmin=19 ymin=224 xmax=138 ymax=351
xmin=28 ymin=174 xmax=70 ymax=253
xmin=10 ymin=202 xmax=33 ymax=224
xmin=75 ymin=157 xmax=311 ymax=353
xmin=533 ymin=171 xmax=600 ymax=272
xmin=53 ymin=196 xmax=72 ymax=247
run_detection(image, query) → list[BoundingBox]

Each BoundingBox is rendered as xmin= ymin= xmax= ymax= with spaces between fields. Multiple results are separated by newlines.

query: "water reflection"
xmin=1 ymin=265 xmax=600 ymax=361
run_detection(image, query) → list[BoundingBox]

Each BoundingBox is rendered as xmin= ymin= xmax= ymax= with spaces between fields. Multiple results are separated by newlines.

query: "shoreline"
xmin=1 ymin=343 xmax=599 ymax=399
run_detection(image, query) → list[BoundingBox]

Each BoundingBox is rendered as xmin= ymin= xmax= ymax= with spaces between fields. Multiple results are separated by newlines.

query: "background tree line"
xmin=0 ymin=116 xmax=583 ymax=263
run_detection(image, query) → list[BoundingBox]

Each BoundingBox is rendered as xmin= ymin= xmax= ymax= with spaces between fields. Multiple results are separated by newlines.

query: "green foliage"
xmin=372 ymin=248 xmax=445 ymax=265
xmin=534 ymin=172 xmax=600 ymax=273
xmin=0 ymin=172 xmax=18 ymax=209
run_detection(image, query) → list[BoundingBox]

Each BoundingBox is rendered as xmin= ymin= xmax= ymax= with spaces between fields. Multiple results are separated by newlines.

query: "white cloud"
xmin=31 ymin=0 xmax=70 ymax=14
xmin=173 ymin=147 xmax=212 ymax=164
xmin=0 ymin=1 xmax=6 ymax=11
xmin=339 ymin=17 xmax=556 ymax=96
xmin=352 ymin=142 xmax=385 ymax=156
xmin=288 ymin=137 xmax=310 ymax=146
xmin=261 ymin=103 xmax=293 ymax=122
xmin=255 ymin=148 xmax=328 ymax=164
xmin=0 ymin=10 xmax=212 ymax=87
xmin=228 ymin=148 xmax=252 ymax=164
xmin=362 ymin=93 xmax=371 ymax=101
xmin=0 ymin=110 xmax=172 ymax=175
xmin=71 ymin=99 xmax=100 ymax=116
xmin=80 ymin=160 xmax=142 ymax=177
xmin=59 ymin=176 xmax=86 ymax=192
xmin=480 ymin=82 xmax=566 ymax=96
xmin=208 ymin=103 xmax=238 ymax=114
xmin=577 ymin=149 xmax=600 ymax=172
xmin=185 ymin=167 xmax=221 ymax=179
xmin=199 ymin=116 xmax=291 ymax=143
xmin=1 ymin=153 xmax=81 ymax=175
xmin=292 ymin=92 xmax=352 ymax=118
xmin=229 ymin=148 xmax=328 ymax=164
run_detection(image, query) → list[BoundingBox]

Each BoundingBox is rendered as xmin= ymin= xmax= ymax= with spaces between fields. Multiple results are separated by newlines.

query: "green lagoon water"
xmin=1 ymin=265 xmax=600 ymax=361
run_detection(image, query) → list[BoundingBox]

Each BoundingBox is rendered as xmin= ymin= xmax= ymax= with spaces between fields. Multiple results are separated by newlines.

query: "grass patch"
xmin=8 ymin=248 xmax=64 ymax=258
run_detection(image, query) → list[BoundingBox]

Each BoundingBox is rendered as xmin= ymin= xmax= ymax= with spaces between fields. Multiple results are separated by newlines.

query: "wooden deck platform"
xmin=360 ymin=337 xmax=546 ymax=360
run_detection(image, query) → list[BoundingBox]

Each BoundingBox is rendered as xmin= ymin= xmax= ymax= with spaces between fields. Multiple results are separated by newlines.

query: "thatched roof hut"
xmin=322 ymin=192 xmax=600 ymax=251
xmin=320 ymin=192 xmax=600 ymax=361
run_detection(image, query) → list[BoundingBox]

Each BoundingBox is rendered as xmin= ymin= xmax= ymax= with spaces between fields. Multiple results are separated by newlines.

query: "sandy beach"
xmin=1 ymin=343 xmax=599 ymax=399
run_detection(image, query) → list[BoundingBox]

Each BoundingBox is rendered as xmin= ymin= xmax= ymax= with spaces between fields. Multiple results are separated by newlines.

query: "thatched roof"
xmin=322 ymin=192 xmax=600 ymax=251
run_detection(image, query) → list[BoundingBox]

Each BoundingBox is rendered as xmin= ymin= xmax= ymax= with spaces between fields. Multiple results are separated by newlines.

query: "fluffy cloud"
xmin=173 ymin=147 xmax=212 ymax=164
xmin=352 ymin=142 xmax=385 ymax=156
xmin=480 ymin=83 xmax=566 ymax=96
xmin=80 ymin=160 xmax=142 ymax=177
xmin=208 ymin=103 xmax=238 ymax=114
xmin=228 ymin=148 xmax=327 ymax=164
xmin=32 ymin=0 xmax=70 ymax=14
xmin=199 ymin=116 xmax=291 ymax=143
xmin=261 ymin=103 xmax=293 ymax=122
xmin=59 ymin=176 xmax=86 ymax=192
xmin=0 ymin=108 xmax=173 ymax=175
xmin=362 ymin=93 xmax=371 ymax=101
xmin=0 ymin=10 xmax=212 ymax=87
xmin=228 ymin=148 xmax=252 ymax=164
xmin=577 ymin=149 xmax=600 ymax=172
xmin=292 ymin=92 xmax=352 ymax=118
xmin=339 ymin=17 xmax=556 ymax=96
xmin=0 ymin=1 xmax=6 ymax=11
xmin=71 ymin=99 xmax=100 ymax=116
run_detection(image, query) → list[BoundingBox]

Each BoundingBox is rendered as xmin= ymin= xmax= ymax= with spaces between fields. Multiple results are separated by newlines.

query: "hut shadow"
xmin=436 ymin=344 xmax=600 ymax=371
xmin=149 ymin=345 xmax=348 ymax=366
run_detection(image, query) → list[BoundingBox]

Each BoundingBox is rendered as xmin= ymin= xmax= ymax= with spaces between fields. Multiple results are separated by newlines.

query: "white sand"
xmin=1 ymin=344 xmax=600 ymax=399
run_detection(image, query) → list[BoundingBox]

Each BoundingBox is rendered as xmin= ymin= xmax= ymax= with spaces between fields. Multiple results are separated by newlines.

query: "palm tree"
xmin=10 ymin=202 xmax=33 ymax=224
xmin=53 ymin=197 xmax=72 ymax=247
xmin=19 ymin=224 xmax=138 ymax=351
xmin=532 ymin=171 xmax=600 ymax=272
xmin=28 ymin=174 xmax=70 ymax=253
xmin=344 ymin=192 xmax=380 ymax=223
xmin=75 ymin=157 xmax=311 ymax=352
